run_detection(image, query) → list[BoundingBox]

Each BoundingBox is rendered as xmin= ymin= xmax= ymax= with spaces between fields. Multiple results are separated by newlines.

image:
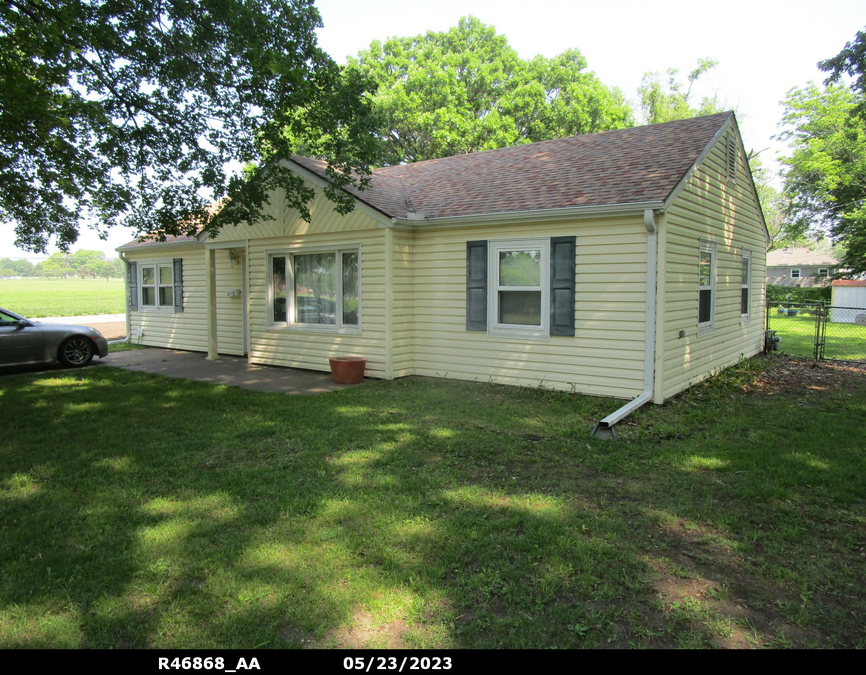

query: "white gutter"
xmin=591 ymin=209 xmax=658 ymax=439
xmin=116 ymin=239 xmax=200 ymax=252
xmin=390 ymin=201 xmax=665 ymax=229
xmin=118 ymin=250 xmax=131 ymax=344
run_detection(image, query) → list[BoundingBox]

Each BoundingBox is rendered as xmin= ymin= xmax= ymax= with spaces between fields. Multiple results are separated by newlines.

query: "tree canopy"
xmin=819 ymin=28 xmax=866 ymax=114
xmin=637 ymin=58 xmax=724 ymax=124
xmin=347 ymin=16 xmax=633 ymax=165
xmin=779 ymin=29 xmax=866 ymax=277
xmin=0 ymin=0 xmax=378 ymax=253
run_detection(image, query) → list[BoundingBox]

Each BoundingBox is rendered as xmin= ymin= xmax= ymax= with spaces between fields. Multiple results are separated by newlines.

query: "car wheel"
xmin=58 ymin=336 xmax=95 ymax=367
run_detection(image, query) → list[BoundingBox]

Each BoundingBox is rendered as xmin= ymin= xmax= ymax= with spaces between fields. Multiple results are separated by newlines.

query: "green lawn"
xmin=0 ymin=278 xmax=125 ymax=317
xmin=0 ymin=358 xmax=864 ymax=649
xmin=768 ymin=309 xmax=866 ymax=361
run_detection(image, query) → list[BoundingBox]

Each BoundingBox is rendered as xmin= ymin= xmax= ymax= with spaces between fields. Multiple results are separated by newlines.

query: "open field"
xmin=0 ymin=355 xmax=864 ymax=649
xmin=768 ymin=309 xmax=866 ymax=361
xmin=0 ymin=278 xmax=125 ymax=318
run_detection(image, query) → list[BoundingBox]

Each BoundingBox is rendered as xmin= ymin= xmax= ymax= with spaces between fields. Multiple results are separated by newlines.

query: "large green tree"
xmin=0 ymin=0 xmax=378 ymax=253
xmin=778 ymin=74 xmax=866 ymax=276
xmin=637 ymin=58 xmax=724 ymax=124
xmin=820 ymin=28 xmax=866 ymax=113
xmin=348 ymin=16 xmax=633 ymax=165
xmin=749 ymin=156 xmax=797 ymax=250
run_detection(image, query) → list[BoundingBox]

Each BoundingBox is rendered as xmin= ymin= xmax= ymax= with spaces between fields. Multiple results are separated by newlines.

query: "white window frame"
xmin=790 ymin=268 xmax=801 ymax=279
xmin=266 ymin=245 xmax=361 ymax=334
xmin=818 ymin=268 xmax=829 ymax=278
xmin=488 ymin=238 xmax=550 ymax=340
xmin=139 ymin=262 xmax=174 ymax=311
xmin=698 ymin=240 xmax=716 ymax=337
xmin=740 ymin=250 xmax=752 ymax=324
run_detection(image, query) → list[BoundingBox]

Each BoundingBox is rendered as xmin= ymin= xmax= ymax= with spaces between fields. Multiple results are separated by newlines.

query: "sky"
xmin=2 ymin=0 xmax=864 ymax=261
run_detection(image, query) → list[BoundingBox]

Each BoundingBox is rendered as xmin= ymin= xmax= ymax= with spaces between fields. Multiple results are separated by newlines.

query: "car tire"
xmin=58 ymin=336 xmax=95 ymax=368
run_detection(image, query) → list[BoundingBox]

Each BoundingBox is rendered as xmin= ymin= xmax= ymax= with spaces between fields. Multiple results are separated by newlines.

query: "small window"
xmin=140 ymin=263 xmax=174 ymax=310
xmin=0 ymin=309 xmax=21 ymax=326
xmin=790 ymin=268 xmax=801 ymax=279
xmin=698 ymin=240 xmax=716 ymax=336
xmin=741 ymin=251 xmax=751 ymax=321
xmin=488 ymin=239 xmax=549 ymax=339
xmin=818 ymin=268 xmax=829 ymax=278
xmin=268 ymin=247 xmax=360 ymax=331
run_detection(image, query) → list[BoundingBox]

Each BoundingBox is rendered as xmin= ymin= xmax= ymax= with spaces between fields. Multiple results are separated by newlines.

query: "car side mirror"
xmin=17 ymin=319 xmax=31 ymax=328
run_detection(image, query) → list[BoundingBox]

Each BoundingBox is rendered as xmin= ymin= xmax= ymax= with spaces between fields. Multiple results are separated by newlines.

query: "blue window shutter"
xmin=466 ymin=240 xmax=488 ymax=331
xmin=550 ymin=236 xmax=575 ymax=336
xmin=128 ymin=261 xmax=138 ymax=312
xmin=173 ymin=258 xmax=184 ymax=313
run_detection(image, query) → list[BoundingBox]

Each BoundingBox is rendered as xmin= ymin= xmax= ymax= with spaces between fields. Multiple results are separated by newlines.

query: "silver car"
xmin=0 ymin=307 xmax=109 ymax=368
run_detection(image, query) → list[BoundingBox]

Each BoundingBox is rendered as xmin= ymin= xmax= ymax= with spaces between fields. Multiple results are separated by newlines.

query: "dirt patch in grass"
xmin=88 ymin=321 xmax=126 ymax=340
xmin=748 ymin=355 xmax=866 ymax=395
xmin=648 ymin=522 xmax=825 ymax=649
xmin=330 ymin=610 xmax=410 ymax=649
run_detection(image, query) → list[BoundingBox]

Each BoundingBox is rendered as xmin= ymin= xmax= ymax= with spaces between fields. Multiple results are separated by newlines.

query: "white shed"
xmin=831 ymin=280 xmax=866 ymax=324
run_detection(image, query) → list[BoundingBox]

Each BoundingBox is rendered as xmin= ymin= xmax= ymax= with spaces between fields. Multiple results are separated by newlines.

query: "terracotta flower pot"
xmin=329 ymin=356 xmax=366 ymax=384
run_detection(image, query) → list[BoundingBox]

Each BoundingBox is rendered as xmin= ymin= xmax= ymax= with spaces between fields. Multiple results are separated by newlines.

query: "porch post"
xmin=206 ymin=247 xmax=220 ymax=360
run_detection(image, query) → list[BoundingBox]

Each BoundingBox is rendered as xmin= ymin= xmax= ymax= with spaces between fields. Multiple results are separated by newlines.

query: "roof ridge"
xmin=372 ymin=111 xmax=735 ymax=175
xmin=287 ymin=112 xmax=738 ymax=222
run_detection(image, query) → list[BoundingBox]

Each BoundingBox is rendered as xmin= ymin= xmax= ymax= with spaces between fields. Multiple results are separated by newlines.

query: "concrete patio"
xmin=99 ymin=348 xmax=359 ymax=394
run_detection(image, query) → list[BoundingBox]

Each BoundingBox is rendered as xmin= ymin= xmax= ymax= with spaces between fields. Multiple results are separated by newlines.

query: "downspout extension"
xmin=591 ymin=209 xmax=658 ymax=439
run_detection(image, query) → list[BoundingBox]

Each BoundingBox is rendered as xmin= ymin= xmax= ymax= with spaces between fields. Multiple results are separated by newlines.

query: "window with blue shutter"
xmin=550 ymin=236 xmax=576 ymax=337
xmin=466 ymin=240 xmax=488 ymax=331
xmin=127 ymin=261 xmax=138 ymax=311
xmin=173 ymin=258 xmax=184 ymax=313
xmin=466 ymin=237 xmax=576 ymax=339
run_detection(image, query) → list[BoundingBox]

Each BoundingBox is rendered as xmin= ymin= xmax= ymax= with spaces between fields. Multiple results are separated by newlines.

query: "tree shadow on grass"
xmin=0 ymin=370 xmax=863 ymax=648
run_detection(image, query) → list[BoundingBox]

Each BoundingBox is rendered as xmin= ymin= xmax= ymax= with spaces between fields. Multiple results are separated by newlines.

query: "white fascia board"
xmin=392 ymin=201 xmax=665 ymax=229
xmin=661 ymin=113 xmax=734 ymax=213
xmin=115 ymin=239 xmax=200 ymax=253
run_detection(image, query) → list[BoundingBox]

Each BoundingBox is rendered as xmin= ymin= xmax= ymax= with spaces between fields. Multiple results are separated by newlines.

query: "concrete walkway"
xmin=99 ymin=348 xmax=357 ymax=395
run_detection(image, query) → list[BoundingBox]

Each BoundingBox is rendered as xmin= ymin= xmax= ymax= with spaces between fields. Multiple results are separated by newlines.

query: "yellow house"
xmin=118 ymin=112 xmax=768 ymax=433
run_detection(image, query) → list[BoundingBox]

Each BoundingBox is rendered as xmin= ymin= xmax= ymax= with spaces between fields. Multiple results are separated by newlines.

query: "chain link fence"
xmin=766 ymin=301 xmax=866 ymax=362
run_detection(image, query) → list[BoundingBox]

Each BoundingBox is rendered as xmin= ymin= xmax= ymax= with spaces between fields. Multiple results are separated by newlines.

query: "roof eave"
xmin=389 ymin=201 xmax=666 ymax=229
xmin=115 ymin=239 xmax=201 ymax=252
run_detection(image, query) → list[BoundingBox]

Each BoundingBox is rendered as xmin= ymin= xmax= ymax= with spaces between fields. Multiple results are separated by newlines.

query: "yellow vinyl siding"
xmin=412 ymin=217 xmax=648 ymax=398
xmin=246 ymin=224 xmax=389 ymax=378
xmin=209 ymin=187 xmax=382 ymax=243
xmin=128 ymin=247 xmax=208 ymax=353
xmin=214 ymin=250 xmax=246 ymax=356
xmin=659 ymin=132 xmax=767 ymax=400
xmin=391 ymin=227 xmax=415 ymax=377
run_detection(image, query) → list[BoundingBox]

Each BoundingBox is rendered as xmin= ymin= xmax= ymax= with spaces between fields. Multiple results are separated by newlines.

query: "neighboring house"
xmin=117 ymin=112 xmax=767 ymax=423
xmin=766 ymin=247 xmax=838 ymax=287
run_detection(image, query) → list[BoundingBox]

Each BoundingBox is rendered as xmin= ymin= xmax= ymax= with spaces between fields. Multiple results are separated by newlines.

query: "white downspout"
xmin=591 ymin=209 xmax=658 ymax=439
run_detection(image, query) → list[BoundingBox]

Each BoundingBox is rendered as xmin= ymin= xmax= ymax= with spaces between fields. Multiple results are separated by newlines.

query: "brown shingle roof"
xmin=766 ymin=247 xmax=839 ymax=267
xmin=293 ymin=112 xmax=734 ymax=220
